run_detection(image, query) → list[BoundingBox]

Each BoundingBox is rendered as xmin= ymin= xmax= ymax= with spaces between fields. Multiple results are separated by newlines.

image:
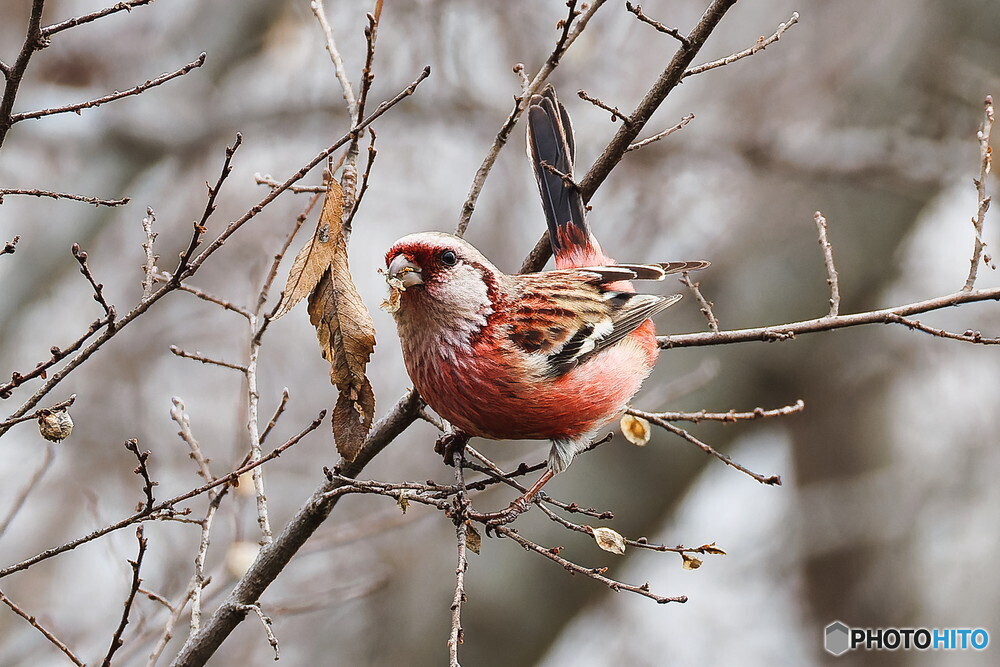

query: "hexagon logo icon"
xmin=825 ymin=621 xmax=851 ymax=656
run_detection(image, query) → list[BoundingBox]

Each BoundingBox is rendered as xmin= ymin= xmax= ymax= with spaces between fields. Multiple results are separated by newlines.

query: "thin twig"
xmin=11 ymin=53 xmax=207 ymax=122
xmin=626 ymin=113 xmax=694 ymax=152
xmin=813 ymin=211 xmax=841 ymax=316
xmin=191 ymin=485 xmax=227 ymax=634
xmin=679 ymin=272 xmax=720 ymax=332
xmin=0 ymin=188 xmax=128 ymax=206
xmin=154 ymin=273 xmax=252 ymax=320
xmin=630 ymin=409 xmax=782 ymax=485
xmin=0 ymin=0 xmax=47 ymax=150
xmin=146 ymin=580 xmax=197 ymax=667
xmin=169 ymin=346 xmax=248 ymax=374
xmin=343 ymin=128 xmax=378 ymax=231
xmin=0 ymin=411 xmax=326 ymax=580
xmin=42 ymin=0 xmax=156 ymax=37
xmin=886 ymin=314 xmax=1000 ymax=345
xmin=0 ymin=587 xmax=85 ymax=666
xmin=141 ymin=207 xmax=158 ymax=300
xmin=310 ymin=0 xmax=359 ymax=122
xmin=125 ymin=439 xmax=158 ymax=511
xmin=253 ymin=174 xmax=325 ymax=193
xmin=449 ymin=454 xmax=470 ymax=667
xmin=72 ymin=242 xmax=115 ymax=321
xmin=964 ymin=94 xmax=995 ymax=290
xmin=257 ymin=193 xmax=321 ymax=315
xmin=234 ymin=604 xmax=279 ymax=660
xmin=102 ymin=526 xmax=148 ymax=667
xmin=456 ymin=0 xmax=607 ymax=235
xmin=577 ymin=89 xmax=632 ymax=125
xmin=625 ymin=2 xmax=689 ymax=45
xmin=658 ymin=287 xmax=1000 ymax=348
xmin=683 ymin=12 xmax=799 ymax=78
xmin=0 ymin=394 xmax=76 ymax=429
xmin=260 ymin=388 xmax=290 ymax=445
xmin=494 ymin=526 xmax=687 ymax=604
xmin=636 ymin=400 xmax=806 ymax=423
xmin=169 ymin=397 xmax=214 ymax=483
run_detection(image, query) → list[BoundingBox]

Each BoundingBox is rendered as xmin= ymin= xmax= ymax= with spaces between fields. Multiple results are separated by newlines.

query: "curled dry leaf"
xmin=620 ymin=413 xmax=651 ymax=446
xmin=591 ymin=526 xmax=626 ymax=555
xmin=276 ymin=179 xmax=377 ymax=461
xmin=465 ymin=523 xmax=482 ymax=555
xmin=397 ymin=493 xmax=410 ymax=514
xmin=37 ymin=408 xmax=73 ymax=442
xmin=698 ymin=542 xmax=727 ymax=556
xmin=681 ymin=553 xmax=703 ymax=570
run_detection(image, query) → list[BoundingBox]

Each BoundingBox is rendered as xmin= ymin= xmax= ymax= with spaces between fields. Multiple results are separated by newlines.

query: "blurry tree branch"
xmin=0 ymin=188 xmax=129 ymax=206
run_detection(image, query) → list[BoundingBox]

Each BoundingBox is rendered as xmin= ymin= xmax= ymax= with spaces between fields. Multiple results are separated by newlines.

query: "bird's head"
xmin=382 ymin=232 xmax=503 ymax=336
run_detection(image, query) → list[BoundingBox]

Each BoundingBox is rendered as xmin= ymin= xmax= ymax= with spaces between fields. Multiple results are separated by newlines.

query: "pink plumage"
xmin=384 ymin=86 xmax=707 ymax=497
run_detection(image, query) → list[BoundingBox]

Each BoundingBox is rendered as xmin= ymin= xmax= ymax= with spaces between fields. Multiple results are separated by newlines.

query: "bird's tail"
xmin=526 ymin=85 xmax=607 ymax=268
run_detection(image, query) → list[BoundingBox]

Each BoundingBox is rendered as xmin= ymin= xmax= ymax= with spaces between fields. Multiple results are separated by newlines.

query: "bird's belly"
xmin=407 ymin=337 xmax=653 ymax=441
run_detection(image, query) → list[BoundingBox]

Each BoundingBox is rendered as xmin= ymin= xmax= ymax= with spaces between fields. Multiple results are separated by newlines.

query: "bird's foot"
xmin=477 ymin=496 xmax=532 ymax=533
xmin=434 ymin=431 xmax=470 ymax=467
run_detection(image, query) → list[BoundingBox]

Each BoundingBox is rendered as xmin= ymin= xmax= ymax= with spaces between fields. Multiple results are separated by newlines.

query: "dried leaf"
xmin=698 ymin=542 xmax=727 ymax=556
xmin=620 ymin=414 xmax=651 ymax=446
xmin=681 ymin=553 xmax=703 ymax=570
xmin=591 ymin=526 xmax=626 ymax=555
xmin=332 ymin=376 xmax=375 ymax=461
xmin=272 ymin=181 xmax=346 ymax=320
xmin=397 ymin=493 xmax=410 ymax=514
xmin=465 ymin=523 xmax=481 ymax=555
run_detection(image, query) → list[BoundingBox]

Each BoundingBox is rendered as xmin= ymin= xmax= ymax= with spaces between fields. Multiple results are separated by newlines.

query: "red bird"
xmin=384 ymin=86 xmax=707 ymax=517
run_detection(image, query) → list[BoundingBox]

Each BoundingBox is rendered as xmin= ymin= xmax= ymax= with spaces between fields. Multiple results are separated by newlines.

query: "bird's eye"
xmin=440 ymin=250 xmax=458 ymax=266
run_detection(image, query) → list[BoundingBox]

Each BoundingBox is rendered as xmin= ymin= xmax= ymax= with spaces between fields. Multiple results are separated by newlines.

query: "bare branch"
xmin=659 ymin=287 xmax=1000 ymax=348
xmin=964 ymin=94 xmax=995 ymax=290
xmin=813 ymin=211 xmax=841 ymax=316
xmin=102 ymin=526 xmax=148 ymax=667
xmin=310 ymin=0 xmax=359 ymax=122
xmin=679 ymin=271 xmax=720 ymax=332
xmin=141 ymin=207 xmax=158 ymax=300
xmin=234 ymin=604 xmax=279 ymax=660
xmin=253 ymin=174 xmax=325 ymax=194
xmin=683 ymin=12 xmax=799 ymax=78
xmin=456 ymin=0 xmax=608 ymax=236
xmin=625 ymin=2 xmax=689 ymax=45
xmin=169 ymin=346 xmax=248 ymax=374
xmin=886 ymin=314 xmax=1000 ymax=345
xmin=42 ymin=0 xmax=156 ymax=37
xmin=448 ymin=459 xmax=470 ymax=667
xmin=641 ymin=399 xmax=806 ymax=423
xmin=630 ymin=408 xmax=782 ymax=485
xmin=0 ymin=0 xmax=47 ymax=149
xmin=493 ymin=525 xmax=687 ymax=604
xmin=0 ymin=411 xmax=326 ymax=580
xmin=626 ymin=113 xmax=694 ymax=152
xmin=260 ymin=388 xmax=291 ymax=446
xmin=169 ymin=397 xmax=214 ymax=483
xmin=257 ymin=193 xmax=321 ymax=315
xmin=0 ymin=188 xmax=129 ymax=206
xmin=11 ymin=53 xmax=207 ymax=123
xmin=0 ymin=394 xmax=76 ymax=429
xmin=0 ymin=587 xmax=85 ymax=666
xmin=154 ymin=273 xmax=253 ymax=320
xmin=125 ymin=439 xmax=157 ymax=511
xmin=577 ymin=89 xmax=632 ymax=125
xmin=72 ymin=243 xmax=115 ymax=322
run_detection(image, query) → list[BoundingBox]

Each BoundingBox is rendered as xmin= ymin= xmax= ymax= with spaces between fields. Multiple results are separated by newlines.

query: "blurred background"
xmin=1 ymin=0 xmax=999 ymax=665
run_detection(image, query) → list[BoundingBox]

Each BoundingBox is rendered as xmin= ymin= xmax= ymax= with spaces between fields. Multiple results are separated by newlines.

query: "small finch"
xmin=384 ymin=86 xmax=707 ymax=518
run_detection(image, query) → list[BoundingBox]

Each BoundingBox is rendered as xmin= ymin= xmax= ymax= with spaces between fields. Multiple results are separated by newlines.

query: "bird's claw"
xmin=478 ymin=497 xmax=531 ymax=535
xmin=434 ymin=432 xmax=469 ymax=466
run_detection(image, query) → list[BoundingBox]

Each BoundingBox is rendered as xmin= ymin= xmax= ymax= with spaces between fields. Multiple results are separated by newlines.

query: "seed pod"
xmin=37 ymin=409 xmax=74 ymax=442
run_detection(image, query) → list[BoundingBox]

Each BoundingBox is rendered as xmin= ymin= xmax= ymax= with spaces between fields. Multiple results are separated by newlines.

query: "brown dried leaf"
xmin=681 ymin=553 xmax=703 ymax=570
xmin=620 ymin=414 xmax=651 ymax=446
xmin=465 ymin=522 xmax=481 ymax=555
xmin=698 ymin=542 xmax=727 ymax=556
xmin=332 ymin=376 xmax=375 ymax=462
xmin=397 ymin=493 xmax=410 ymax=514
xmin=272 ymin=180 xmax=346 ymax=320
xmin=591 ymin=526 xmax=626 ymax=555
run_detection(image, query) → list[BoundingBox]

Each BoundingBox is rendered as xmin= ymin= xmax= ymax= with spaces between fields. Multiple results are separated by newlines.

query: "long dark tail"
xmin=526 ymin=86 xmax=597 ymax=265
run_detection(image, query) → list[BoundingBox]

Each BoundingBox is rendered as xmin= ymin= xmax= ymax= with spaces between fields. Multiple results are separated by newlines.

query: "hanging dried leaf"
xmin=620 ymin=414 xmax=651 ymax=446
xmin=37 ymin=408 xmax=73 ymax=442
xmin=681 ymin=553 xmax=703 ymax=570
xmin=591 ymin=526 xmax=626 ymax=555
xmin=465 ymin=523 xmax=481 ymax=555
xmin=397 ymin=493 xmax=410 ymax=514
xmin=332 ymin=376 xmax=375 ymax=461
xmin=272 ymin=182 xmax=346 ymax=320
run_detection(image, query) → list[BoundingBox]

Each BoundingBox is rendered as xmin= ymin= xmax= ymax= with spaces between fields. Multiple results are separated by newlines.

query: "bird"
xmin=383 ymin=85 xmax=708 ymax=520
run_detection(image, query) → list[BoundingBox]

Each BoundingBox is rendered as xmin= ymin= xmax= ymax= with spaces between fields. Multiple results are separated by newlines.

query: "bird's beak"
xmin=387 ymin=254 xmax=424 ymax=288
